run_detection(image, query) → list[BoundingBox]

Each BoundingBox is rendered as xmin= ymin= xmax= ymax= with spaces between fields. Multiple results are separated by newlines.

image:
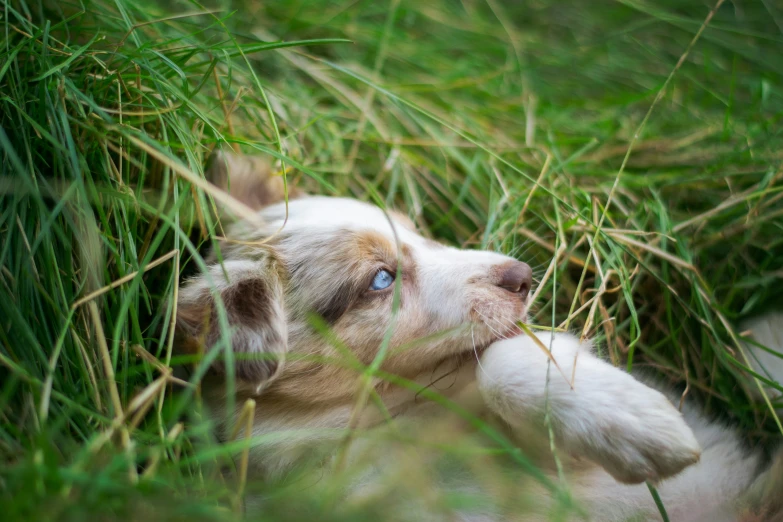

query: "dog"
xmin=176 ymin=152 xmax=783 ymax=521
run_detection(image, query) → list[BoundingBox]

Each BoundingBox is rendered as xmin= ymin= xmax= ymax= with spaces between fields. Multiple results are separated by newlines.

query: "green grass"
xmin=1 ymin=0 xmax=782 ymax=519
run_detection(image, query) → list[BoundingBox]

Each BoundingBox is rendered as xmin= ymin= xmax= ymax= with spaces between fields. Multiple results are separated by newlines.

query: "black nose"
xmin=496 ymin=261 xmax=533 ymax=300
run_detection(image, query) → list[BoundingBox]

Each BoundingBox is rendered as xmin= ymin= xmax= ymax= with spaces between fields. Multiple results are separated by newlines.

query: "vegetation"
xmin=1 ymin=0 xmax=781 ymax=519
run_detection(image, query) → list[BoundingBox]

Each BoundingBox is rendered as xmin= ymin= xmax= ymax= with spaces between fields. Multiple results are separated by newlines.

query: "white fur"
xmin=183 ymin=189 xmax=783 ymax=521
xmin=478 ymin=333 xmax=701 ymax=485
xmin=478 ymin=331 xmax=775 ymax=521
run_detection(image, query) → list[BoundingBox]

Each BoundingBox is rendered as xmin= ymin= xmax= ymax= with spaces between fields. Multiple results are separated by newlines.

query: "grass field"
xmin=1 ymin=0 xmax=782 ymax=520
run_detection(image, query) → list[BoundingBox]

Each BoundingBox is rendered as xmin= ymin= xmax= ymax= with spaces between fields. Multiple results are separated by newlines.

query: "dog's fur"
xmin=177 ymin=153 xmax=783 ymax=521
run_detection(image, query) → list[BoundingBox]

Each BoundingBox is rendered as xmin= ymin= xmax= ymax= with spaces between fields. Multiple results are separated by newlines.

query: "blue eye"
xmin=369 ymin=269 xmax=395 ymax=291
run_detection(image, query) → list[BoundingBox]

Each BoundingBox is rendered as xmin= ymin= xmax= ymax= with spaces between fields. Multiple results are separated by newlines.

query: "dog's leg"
xmin=476 ymin=332 xmax=701 ymax=484
xmin=566 ymin=401 xmax=765 ymax=522
xmin=569 ymin=311 xmax=783 ymax=522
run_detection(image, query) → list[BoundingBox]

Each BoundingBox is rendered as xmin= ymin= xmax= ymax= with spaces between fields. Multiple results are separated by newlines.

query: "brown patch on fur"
xmin=353 ymin=230 xmax=396 ymax=266
xmin=208 ymin=151 xmax=303 ymax=211
xmin=176 ymin=259 xmax=287 ymax=385
xmin=223 ymin=279 xmax=274 ymax=327
xmin=286 ymin=229 xmax=418 ymax=325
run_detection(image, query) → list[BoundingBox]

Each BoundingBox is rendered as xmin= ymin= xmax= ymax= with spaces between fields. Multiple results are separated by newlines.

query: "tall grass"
xmin=1 ymin=0 xmax=782 ymax=520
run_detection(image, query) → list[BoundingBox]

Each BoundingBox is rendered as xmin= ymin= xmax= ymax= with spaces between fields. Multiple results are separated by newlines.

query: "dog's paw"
xmin=476 ymin=333 xmax=700 ymax=485
xmin=571 ymin=379 xmax=702 ymax=484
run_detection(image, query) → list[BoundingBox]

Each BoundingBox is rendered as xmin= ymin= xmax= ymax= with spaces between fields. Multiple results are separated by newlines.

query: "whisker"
xmin=477 ymin=311 xmax=514 ymax=340
xmin=483 ymin=315 xmax=517 ymax=342
xmin=472 ymin=324 xmax=495 ymax=383
xmin=488 ymin=314 xmax=524 ymax=341
xmin=475 ymin=311 xmax=505 ymax=339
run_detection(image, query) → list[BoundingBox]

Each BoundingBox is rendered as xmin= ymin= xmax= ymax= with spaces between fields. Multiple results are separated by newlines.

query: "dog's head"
xmin=177 ymin=154 xmax=533 ymax=401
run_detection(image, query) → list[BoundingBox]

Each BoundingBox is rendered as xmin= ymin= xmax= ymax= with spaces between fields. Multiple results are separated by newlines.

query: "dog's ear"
xmin=176 ymin=256 xmax=286 ymax=389
xmin=206 ymin=150 xmax=302 ymax=211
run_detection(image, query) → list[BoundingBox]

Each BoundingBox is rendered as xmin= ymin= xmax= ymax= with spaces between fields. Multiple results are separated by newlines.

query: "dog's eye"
xmin=369 ymin=269 xmax=394 ymax=291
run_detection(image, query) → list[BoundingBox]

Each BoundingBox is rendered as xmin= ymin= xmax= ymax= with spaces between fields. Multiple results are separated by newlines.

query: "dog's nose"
xmin=497 ymin=261 xmax=533 ymax=300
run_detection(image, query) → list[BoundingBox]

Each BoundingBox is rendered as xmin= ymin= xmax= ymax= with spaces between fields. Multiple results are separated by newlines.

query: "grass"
xmin=1 ymin=0 xmax=782 ymax=519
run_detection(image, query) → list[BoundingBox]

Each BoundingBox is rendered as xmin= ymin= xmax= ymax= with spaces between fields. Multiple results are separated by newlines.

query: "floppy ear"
xmin=206 ymin=150 xmax=302 ymax=211
xmin=176 ymin=256 xmax=287 ymax=389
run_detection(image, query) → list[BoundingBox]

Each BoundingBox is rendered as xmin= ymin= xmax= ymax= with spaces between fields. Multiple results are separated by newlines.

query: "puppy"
xmin=176 ymin=153 xmax=783 ymax=521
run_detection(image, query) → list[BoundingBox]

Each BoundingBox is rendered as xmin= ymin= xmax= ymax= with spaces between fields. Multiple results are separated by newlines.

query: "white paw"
xmin=477 ymin=333 xmax=701 ymax=484
xmin=570 ymin=379 xmax=702 ymax=484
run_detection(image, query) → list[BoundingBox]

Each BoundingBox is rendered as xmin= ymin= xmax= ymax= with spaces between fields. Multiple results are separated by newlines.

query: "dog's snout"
xmin=497 ymin=261 xmax=532 ymax=299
